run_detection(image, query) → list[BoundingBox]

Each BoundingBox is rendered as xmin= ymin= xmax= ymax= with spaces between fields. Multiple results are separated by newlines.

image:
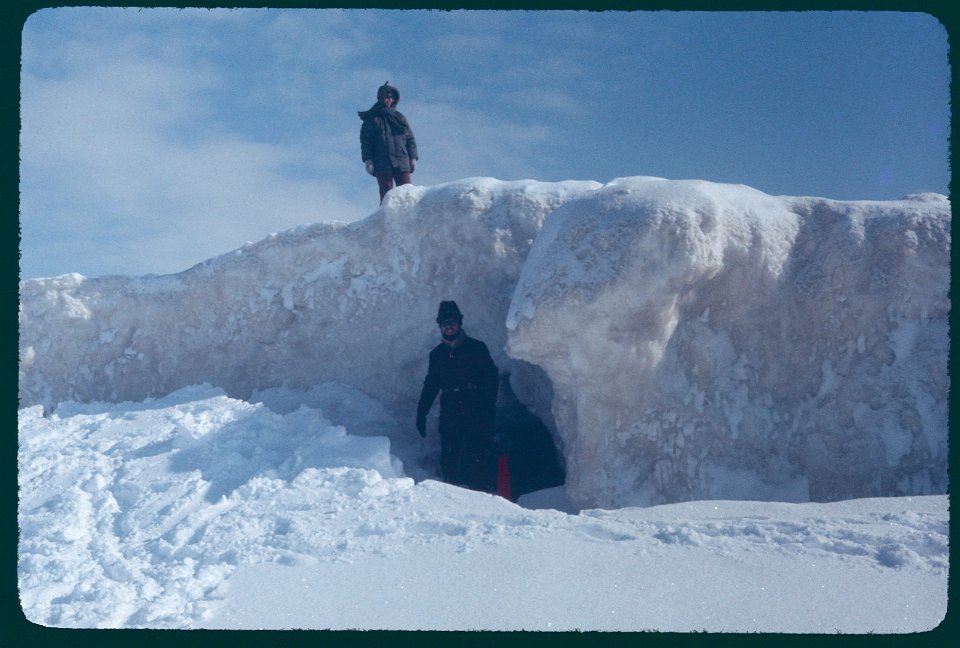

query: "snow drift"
xmin=17 ymin=386 xmax=949 ymax=629
xmin=19 ymin=178 xmax=598 ymax=415
xmin=19 ymin=177 xmax=950 ymax=509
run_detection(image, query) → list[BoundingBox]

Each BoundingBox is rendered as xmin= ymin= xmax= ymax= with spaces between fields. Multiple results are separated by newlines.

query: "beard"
xmin=441 ymin=328 xmax=462 ymax=342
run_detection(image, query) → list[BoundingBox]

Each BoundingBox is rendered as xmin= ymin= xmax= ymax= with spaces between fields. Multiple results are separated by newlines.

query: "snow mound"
xmin=17 ymin=384 xmax=406 ymax=627
xmin=18 ymin=178 xmax=599 ymax=414
xmin=507 ymin=178 xmax=950 ymax=508
xmin=19 ymin=177 xmax=950 ymax=509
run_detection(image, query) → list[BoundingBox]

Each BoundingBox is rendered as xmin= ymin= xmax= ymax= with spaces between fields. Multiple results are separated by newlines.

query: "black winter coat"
xmin=417 ymin=333 xmax=499 ymax=490
xmin=417 ymin=334 xmax=498 ymax=424
xmin=359 ymin=106 xmax=418 ymax=174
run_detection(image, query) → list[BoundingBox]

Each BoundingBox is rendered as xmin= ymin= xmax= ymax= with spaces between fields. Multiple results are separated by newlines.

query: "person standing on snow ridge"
xmin=358 ymin=81 xmax=419 ymax=203
xmin=416 ymin=301 xmax=499 ymax=493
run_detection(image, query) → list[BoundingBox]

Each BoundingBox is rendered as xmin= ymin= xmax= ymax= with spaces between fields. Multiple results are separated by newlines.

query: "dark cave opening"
xmin=494 ymin=372 xmax=565 ymax=500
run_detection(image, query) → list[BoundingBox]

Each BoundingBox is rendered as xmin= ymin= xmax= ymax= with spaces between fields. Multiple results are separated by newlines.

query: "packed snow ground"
xmin=18 ymin=177 xmax=950 ymax=630
xmin=18 ymin=385 xmax=948 ymax=631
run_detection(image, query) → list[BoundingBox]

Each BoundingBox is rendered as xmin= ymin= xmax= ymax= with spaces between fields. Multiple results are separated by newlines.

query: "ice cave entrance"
xmin=494 ymin=373 xmax=566 ymax=500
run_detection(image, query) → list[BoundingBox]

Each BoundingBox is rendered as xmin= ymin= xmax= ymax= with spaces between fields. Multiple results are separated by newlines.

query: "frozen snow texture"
xmin=18 ymin=387 xmax=948 ymax=630
xmin=18 ymin=178 xmax=598 ymax=415
xmin=19 ymin=178 xmax=950 ymax=509
xmin=17 ymin=385 xmax=407 ymax=627
xmin=507 ymin=178 xmax=950 ymax=508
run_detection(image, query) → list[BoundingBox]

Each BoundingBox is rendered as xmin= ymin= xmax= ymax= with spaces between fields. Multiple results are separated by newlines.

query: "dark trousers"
xmin=376 ymin=169 xmax=412 ymax=202
xmin=440 ymin=418 xmax=496 ymax=493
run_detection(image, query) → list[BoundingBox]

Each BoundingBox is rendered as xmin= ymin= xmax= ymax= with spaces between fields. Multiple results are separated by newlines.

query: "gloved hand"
xmin=364 ymin=161 xmax=375 ymax=176
xmin=410 ymin=158 xmax=417 ymax=172
xmin=416 ymin=413 xmax=426 ymax=438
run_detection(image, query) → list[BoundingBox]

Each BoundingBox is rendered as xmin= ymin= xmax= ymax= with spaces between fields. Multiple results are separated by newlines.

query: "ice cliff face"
xmin=19 ymin=177 xmax=950 ymax=509
xmin=507 ymin=178 xmax=950 ymax=508
xmin=18 ymin=178 xmax=598 ymax=413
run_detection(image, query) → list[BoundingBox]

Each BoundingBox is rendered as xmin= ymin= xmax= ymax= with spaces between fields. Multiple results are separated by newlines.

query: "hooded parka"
xmin=358 ymin=83 xmax=418 ymax=174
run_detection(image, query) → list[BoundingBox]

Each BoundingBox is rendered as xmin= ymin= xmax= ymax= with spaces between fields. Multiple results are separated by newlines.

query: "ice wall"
xmin=20 ymin=177 xmax=950 ymax=508
xmin=506 ymin=178 xmax=950 ymax=508
xmin=19 ymin=178 xmax=599 ymax=413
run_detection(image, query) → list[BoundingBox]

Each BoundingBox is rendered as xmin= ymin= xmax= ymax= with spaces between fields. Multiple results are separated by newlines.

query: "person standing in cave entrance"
xmin=358 ymin=81 xmax=419 ymax=203
xmin=416 ymin=301 xmax=499 ymax=492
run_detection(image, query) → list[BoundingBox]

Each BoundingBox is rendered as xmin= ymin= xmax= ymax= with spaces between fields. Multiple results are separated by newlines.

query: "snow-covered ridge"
xmin=507 ymin=178 xmax=950 ymax=508
xmin=19 ymin=178 xmax=599 ymax=414
xmin=19 ymin=177 xmax=950 ymax=509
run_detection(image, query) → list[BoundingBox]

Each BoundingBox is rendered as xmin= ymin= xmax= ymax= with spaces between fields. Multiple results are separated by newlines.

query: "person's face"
xmin=383 ymin=95 xmax=396 ymax=108
xmin=439 ymin=318 xmax=460 ymax=336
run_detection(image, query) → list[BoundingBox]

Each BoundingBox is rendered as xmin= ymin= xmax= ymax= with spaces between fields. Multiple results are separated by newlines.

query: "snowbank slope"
xmin=19 ymin=178 xmax=598 ymax=413
xmin=19 ymin=177 xmax=950 ymax=508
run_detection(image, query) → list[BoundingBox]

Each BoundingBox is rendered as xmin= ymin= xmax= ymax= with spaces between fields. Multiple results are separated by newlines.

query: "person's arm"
xmin=406 ymin=126 xmax=418 ymax=169
xmin=416 ymin=351 xmax=441 ymax=435
xmin=360 ymin=119 xmax=375 ymax=164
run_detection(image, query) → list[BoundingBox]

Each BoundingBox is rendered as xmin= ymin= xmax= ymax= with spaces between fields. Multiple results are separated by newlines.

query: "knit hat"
xmin=377 ymin=81 xmax=400 ymax=104
xmin=436 ymin=300 xmax=463 ymax=324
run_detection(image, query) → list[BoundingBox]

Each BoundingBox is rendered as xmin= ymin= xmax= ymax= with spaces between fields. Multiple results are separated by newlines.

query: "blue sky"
xmin=20 ymin=8 xmax=950 ymax=279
